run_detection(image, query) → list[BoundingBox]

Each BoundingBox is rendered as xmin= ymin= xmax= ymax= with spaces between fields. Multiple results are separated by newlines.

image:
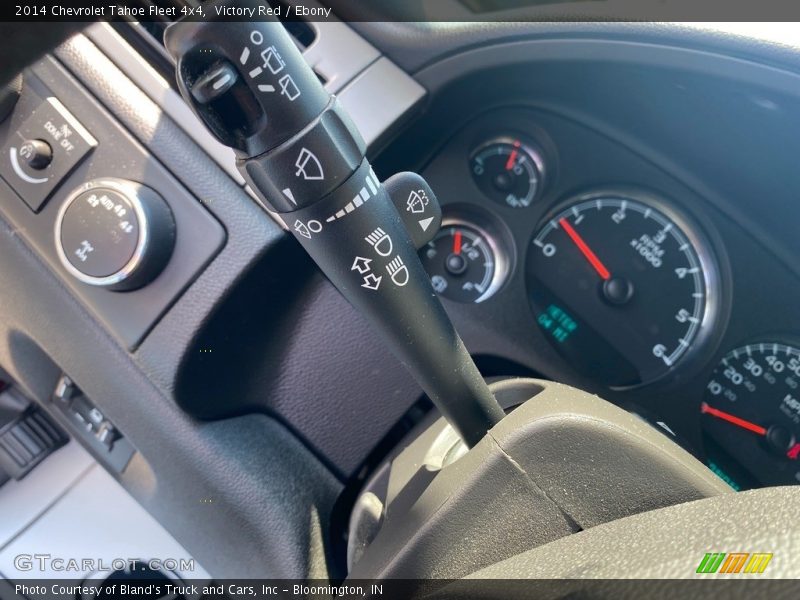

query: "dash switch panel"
xmin=0 ymin=97 xmax=97 ymax=212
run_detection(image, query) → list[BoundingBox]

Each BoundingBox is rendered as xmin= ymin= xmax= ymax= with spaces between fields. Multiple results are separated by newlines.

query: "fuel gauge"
xmin=470 ymin=136 xmax=544 ymax=209
xmin=420 ymin=219 xmax=507 ymax=303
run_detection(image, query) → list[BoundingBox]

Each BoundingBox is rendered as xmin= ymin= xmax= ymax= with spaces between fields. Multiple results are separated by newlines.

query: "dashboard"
xmin=2 ymin=11 xmax=800 ymax=581
xmin=411 ymin=104 xmax=800 ymax=491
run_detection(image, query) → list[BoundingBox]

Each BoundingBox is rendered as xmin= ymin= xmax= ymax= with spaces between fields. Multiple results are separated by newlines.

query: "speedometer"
xmin=702 ymin=342 xmax=800 ymax=489
xmin=527 ymin=192 xmax=720 ymax=387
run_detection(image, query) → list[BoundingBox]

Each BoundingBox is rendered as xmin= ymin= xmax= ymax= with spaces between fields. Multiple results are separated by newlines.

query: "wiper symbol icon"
xmin=295 ymin=148 xmax=324 ymax=181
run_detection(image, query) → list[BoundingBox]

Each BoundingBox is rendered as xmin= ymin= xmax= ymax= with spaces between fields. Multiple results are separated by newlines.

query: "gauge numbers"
xmin=703 ymin=342 xmax=800 ymax=488
xmin=527 ymin=194 xmax=719 ymax=387
xmin=421 ymin=220 xmax=506 ymax=303
xmin=470 ymin=137 xmax=544 ymax=209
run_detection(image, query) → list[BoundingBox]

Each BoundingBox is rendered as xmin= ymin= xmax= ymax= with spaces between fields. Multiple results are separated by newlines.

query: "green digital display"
xmin=537 ymin=304 xmax=578 ymax=344
xmin=707 ymin=462 xmax=741 ymax=491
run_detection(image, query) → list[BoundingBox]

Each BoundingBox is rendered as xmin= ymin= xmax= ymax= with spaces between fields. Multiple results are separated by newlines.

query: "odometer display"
xmin=527 ymin=194 xmax=718 ymax=387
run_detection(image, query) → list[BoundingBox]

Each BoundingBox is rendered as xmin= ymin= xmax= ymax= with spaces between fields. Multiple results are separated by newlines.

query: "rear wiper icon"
xmin=295 ymin=148 xmax=324 ymax=181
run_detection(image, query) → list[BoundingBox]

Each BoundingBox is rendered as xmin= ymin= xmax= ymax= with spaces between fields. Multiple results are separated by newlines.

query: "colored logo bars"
xmin=696 ymin=552 xmax=773 ymax=574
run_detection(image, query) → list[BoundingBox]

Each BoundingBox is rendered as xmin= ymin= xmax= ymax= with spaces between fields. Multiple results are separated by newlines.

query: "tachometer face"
xmin=702 ymin=343 xmax=800 ymax=489
xmin=527 ymin=194 xmax=719 ymax=387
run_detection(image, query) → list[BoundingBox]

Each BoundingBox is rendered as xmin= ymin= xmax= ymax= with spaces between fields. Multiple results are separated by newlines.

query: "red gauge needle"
xmin=787 ymin=443 xmax=800 ymax=460
xmin=701 ymin=402 xmax=767 ymax=436
xmin=505 ymin=140 xmax=521 ymax=171
xmin=453 ymin=230 xmax=462 ymax=255
xmin=558 ymin=218 xmax=611 ymax=280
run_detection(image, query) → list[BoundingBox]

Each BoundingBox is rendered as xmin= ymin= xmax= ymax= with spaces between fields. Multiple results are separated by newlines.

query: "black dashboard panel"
xmin=410 ymin=105 xmax=800 ymax=488
xmin=0 ymin=34 xmax=343 ymax=579
xmin=51 ymin=30 xmax=429 ymax=481
xmin=365 ymin=36 xmax=800 ymax=490
xmin=0 ymin=58 xmax=225 ymax=349
xmin=3 ymin=17 xmax=800 ymax=580
xmin=420 ymin=107 xmax=727 ymax=381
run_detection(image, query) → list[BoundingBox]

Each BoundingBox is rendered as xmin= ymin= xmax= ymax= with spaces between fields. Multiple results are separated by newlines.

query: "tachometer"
xmin=527 ymin=193 xmax=720 ymax=387
xmin=702 ymin=342 xmax=800 ymax=489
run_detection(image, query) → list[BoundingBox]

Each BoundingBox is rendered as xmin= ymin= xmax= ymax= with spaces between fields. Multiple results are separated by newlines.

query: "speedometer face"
xmin=527 ymin=194 xmax=719 ymax=387
xmin=702 ymin=343 xmax=800 ymax=489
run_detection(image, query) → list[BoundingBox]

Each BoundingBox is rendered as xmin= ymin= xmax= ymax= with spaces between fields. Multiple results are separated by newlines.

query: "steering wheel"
xmin=458 ymin=486 xmax=800 ymax=582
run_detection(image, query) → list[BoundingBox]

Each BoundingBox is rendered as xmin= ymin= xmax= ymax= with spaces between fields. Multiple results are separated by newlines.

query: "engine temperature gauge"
xmin=420 ymin=220 xmax=506 ymax=303
xmin=470 ymin=137 xmax=544 ymax=209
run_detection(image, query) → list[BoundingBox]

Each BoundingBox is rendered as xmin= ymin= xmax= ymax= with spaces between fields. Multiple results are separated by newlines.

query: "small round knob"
xmin=55 ymin=178 xmax=175 ymax=291
xmin=602 ymin=276 xmax=635 ymax=306
xmin=19 ymin=139 xmax=53 ymax=170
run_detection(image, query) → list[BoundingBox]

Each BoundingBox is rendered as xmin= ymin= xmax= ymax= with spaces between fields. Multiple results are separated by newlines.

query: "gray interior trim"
xmin=0 ymin=60 xmax=227 ymax=350
xmin=338 ymin=57 xmax=426 ymax=150
xmin=51 ymin=26 xmax=432 ymax=476
xmin=0 ymin=442 xmax=210 ymax=583
xmin=0 ymin=442 xmax=92 ymax=551
xmin=304 ymin=21 xmax=381 ymax=93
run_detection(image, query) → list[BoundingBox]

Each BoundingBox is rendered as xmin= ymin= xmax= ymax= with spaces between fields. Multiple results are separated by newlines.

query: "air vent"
xmin=113 ymin=0 xmax=318 ymax=86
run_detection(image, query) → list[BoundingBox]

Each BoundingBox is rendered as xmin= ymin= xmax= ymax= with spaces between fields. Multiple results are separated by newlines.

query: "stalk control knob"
xmin=165 ymin=0 xmax=504 ymax=445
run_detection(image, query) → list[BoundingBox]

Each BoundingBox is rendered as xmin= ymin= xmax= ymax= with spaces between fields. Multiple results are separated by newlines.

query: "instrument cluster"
xmin=419 ymin=108 xmax=800 ymax=491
